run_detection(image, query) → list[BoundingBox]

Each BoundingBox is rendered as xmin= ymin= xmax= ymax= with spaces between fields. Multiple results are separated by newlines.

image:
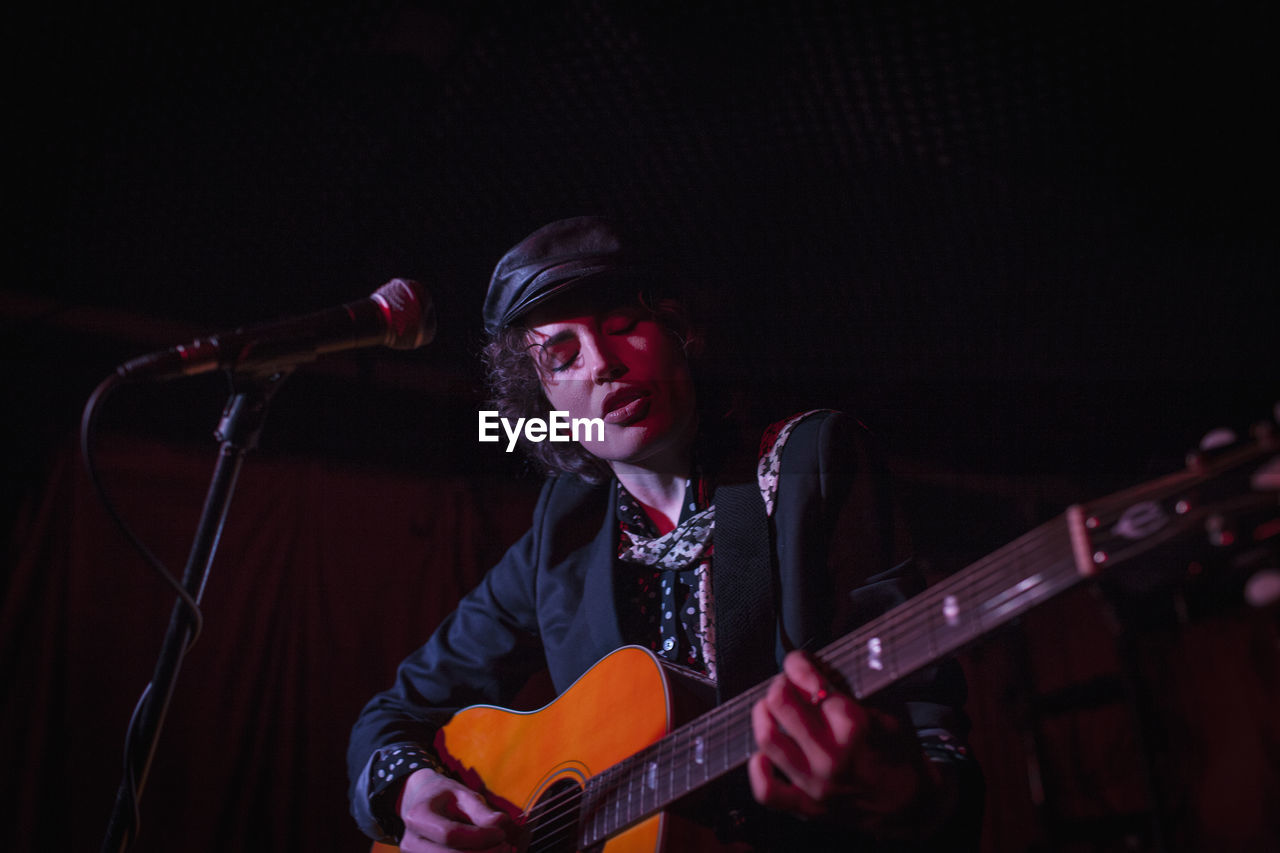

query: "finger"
xmin=817 ymin=690 xmax=867 ymax=748
xmin=765 ymin=673 xmax=883 ymax=804
xmin=747 ymin=751 xmax=826 ymax=818
xmin=765 ymin=672 xmax=835 ymax=751
xmin=452 ymin=788 xmax=516 ymax=835
xmin=762 ymin=671 xmax=852 ymax=790
xmin=779 ymin=651 xmax=872 ymax=753
xmin=407 ymin=792 xmax=512 ymax=850
xmin=753 ymin=677 xmax=817 ymax=780
xmin=781 ymin=650 xmax=828 ymax=700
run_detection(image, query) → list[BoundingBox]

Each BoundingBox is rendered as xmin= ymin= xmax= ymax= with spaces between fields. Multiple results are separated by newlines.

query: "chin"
xmin=599 ymin=424 xmax=686 ymax=468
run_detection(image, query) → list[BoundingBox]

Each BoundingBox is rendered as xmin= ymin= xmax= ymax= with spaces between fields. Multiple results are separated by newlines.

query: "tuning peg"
xmin=1245 ymin=569 xmax=1280 ymax=608
xmin=1205 ymin=513 xmax=1236 ymax=547
xmin=1199 ymin=427 xmax=1238 ymax=451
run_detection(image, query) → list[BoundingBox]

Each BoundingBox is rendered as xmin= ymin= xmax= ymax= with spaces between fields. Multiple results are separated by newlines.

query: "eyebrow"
xmin=523 ymin=328 xmax=577 ymax=357
xmin=539 ymin=330 xmax=576 ymax=348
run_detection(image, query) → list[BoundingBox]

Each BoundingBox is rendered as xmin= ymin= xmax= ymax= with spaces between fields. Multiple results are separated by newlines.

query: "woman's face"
xmin=524 ymin=299 xmax=696 ymax=472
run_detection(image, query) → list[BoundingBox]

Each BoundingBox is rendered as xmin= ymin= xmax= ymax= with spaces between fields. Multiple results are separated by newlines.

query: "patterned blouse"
xmin=615 ymin=477 xmax=717 ymax=677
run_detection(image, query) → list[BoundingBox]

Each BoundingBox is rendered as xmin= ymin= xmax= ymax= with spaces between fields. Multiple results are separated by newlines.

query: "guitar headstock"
xmin=1067 ymin=418 xmax=1280 ymax=606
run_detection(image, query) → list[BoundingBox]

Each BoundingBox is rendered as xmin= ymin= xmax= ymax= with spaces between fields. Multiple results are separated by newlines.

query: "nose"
xmin=582 ymin=332 xmax=626 ymax=383
xmin=594 ymin=361 xmax=626 ymax=383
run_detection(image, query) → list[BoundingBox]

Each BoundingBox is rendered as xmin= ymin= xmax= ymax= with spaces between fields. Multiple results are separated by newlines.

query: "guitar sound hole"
xmin=527 ymin=777 xmax=582 ymax=853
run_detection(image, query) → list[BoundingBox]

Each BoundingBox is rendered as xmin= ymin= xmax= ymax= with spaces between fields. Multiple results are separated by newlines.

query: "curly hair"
xmin=481 ymin=294 xmax=702 ymax=483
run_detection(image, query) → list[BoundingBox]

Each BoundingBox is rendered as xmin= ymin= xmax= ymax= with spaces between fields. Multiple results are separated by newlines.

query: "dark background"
xmin=4 ymin=2 xmax=1277 ymax=851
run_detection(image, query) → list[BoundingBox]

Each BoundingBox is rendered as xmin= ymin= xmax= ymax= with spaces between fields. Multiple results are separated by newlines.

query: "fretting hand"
xmin=749 ymin=650 xmax=944 ymax=837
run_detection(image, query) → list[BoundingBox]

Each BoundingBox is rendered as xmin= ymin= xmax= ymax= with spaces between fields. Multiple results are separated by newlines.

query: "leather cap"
xmin=483 ymin=216 xmax=633 ymax=335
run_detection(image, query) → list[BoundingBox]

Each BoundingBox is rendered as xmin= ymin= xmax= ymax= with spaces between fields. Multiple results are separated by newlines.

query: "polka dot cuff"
xmin=368 ymin=742 xmax=449 ymax=838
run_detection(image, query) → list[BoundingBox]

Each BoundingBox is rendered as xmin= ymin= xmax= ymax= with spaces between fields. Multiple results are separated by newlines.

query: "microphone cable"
xmin=81 ymin=370 xmax=206 ymax=846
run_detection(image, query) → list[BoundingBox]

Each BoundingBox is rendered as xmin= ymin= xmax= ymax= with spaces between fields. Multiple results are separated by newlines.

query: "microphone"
xmin=116 ymin=279 xmax=436 ymax=381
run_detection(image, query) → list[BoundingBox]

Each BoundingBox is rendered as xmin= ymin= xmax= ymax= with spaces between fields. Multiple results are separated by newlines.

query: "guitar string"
xmin=517 ymin=520 xmax=1083 ymax=847
xmin=823 ymin=531 xmax=1080 ymax=699
xmin=825 ymin=522 xmax=1079 ymax=688
xmin=860 ymin=530 xmax=1078 ymax=679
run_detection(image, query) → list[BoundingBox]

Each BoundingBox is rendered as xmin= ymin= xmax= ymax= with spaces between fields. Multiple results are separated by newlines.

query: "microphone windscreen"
xmin=372 ymin=279 xmax=436 ymax=350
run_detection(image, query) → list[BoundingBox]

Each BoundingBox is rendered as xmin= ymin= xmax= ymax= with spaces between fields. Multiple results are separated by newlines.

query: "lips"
xmin=601 ymin=387 xmax=650 ymax=425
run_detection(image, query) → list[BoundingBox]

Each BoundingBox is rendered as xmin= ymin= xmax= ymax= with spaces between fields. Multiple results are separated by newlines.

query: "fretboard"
xmin=577 ymin=514 xmax=1085 ymax=847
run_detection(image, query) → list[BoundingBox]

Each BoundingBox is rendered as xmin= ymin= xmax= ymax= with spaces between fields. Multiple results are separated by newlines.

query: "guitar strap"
xmin=710 ymin=480 xmax=775 ymax=703
xmin=711 ymin=410 xmax=831 ymax=703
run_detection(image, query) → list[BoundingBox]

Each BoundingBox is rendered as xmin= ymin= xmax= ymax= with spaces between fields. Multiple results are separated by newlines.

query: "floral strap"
xmin=756 ymin=409 xmax=833 ymax=517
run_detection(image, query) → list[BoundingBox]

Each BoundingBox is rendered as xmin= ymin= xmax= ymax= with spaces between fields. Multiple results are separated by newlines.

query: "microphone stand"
xmin=101 ymin=367 xmax=292 ymax=853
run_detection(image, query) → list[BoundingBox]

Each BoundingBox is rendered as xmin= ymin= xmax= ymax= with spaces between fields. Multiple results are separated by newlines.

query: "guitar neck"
xmin=579 ymin=515 xmax=1086 ymax=846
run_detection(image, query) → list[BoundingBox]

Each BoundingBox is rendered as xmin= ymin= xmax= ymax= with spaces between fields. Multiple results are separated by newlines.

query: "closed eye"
xmin=537 ymin=341 xmax=579 ymax=372
xmin=548 ymin=350 xmax=579 ymax=372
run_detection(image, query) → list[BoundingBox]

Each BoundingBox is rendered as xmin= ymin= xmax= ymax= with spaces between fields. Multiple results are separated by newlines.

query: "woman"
xmin=347 ymin=216 xmax=978 ymax=851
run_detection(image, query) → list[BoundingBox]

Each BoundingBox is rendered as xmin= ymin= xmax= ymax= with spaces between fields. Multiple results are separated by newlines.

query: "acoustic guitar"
xmin=375 ymin=429 xmax=1278 ymax=852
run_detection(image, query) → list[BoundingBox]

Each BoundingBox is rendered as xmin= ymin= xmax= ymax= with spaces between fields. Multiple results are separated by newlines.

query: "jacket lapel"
xmin=581 ymin=483 xmax=624 ymax=655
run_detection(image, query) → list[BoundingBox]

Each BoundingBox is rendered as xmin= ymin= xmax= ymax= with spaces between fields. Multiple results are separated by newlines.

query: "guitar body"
xmin=442 ymin=646 xmax=672 ymax=852
xmin=376 ymin=646 xmax=728 ymax=853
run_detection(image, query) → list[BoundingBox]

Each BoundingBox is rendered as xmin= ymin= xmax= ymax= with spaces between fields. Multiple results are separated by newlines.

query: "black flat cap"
xmin=483 ymin=216 xmax=632 ymax=335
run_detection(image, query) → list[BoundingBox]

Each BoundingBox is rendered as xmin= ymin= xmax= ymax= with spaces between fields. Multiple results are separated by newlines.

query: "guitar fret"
xmin=935 ymin=587 xmax=970 ymax=653
xmin=679 ymin=726 xmax=691 ymax=796
xmin=640 ymin=753 xmax=652 ymax=818
xmin=657 ymin=731 xmax=670 ymax=808
xmin=614 ymin=764 xmax=626 ymax=835
xmin=612 ymin=763 xmax=624 ymax=834
xmin=649 ymin=744 xmax=661 ymax=809
xmin=692 ymin=730 xmax=702 ymax=790
xmin=859 ymin=640 xmax=888 ymax=695
xmin=671 ymin=726 xmax=684 ymax=798
xmin=734 ymin=707 xmax=752 ymax=767
xmin=592 ymin=765 xmax=608 ymax=840
xmin=675 ymin=721 xmax=691 ymax=801
xmin=924 ymin=588 xmax=948 ymax=668
xmin=719 ymin=709 xmax=734 ymax=775
xmin=576 ymin=781 xmax=589 ymax=848
xmin=845 ymin=643 xmax=863 ymax=699
xmin=670 ymin=725 xmax=681 ymax=801
xmin=625 ymin=758 xmax=635 ymax=829
xmin=630 ymin=760 xmax=641 ymax=828
xmin=689 ymin=724 xmax=702 ymax=795
xmin=643 ymin=752 xmax=655 ymax=821
xmin=589 ymin=766 xmax=603 ymax=840
xmin=709 ymin=717 xmax=720 ymax=778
